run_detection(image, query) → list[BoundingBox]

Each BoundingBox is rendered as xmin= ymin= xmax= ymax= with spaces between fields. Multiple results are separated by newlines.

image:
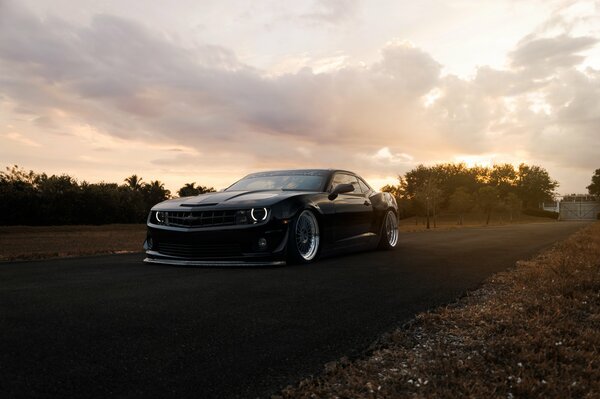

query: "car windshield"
xmin=226 ymin=174 xmax=325 ymax=192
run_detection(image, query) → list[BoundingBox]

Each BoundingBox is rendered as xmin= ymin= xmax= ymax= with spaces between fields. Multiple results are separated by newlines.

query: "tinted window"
xmin=331 ymin=173 xmax=361 ymax=194
xmin=226 ymin=175 xmax=325 ymax=191
xmin=358 ymin=178 xmax=371 ymax=194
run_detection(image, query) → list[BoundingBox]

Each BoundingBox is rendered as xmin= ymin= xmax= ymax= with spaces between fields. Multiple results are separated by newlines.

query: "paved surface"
xmin=0 ymin=221 xmax=589 ymax=398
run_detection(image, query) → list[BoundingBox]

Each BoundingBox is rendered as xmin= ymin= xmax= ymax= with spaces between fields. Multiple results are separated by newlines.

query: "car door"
xmin=357 ymin=176 xmax=380 ymax=235
xmin=329 ymin=173 xmax=374 ymax=243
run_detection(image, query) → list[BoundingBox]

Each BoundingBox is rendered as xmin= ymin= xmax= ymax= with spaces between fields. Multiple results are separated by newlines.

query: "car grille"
xmin=157 ymin=241 xmax=242 ymax=258
xmin=162 ymin=210 xmax=236 ymax=228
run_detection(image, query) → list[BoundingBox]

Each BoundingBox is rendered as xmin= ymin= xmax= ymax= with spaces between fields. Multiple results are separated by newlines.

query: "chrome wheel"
xmin=384 ymin=211 xmax=398 ymax=247
xmin=295 ymin=210 xmax=320 ymax=261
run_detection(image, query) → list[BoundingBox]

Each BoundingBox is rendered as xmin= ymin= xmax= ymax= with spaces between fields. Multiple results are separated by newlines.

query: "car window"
xmin=331 ymin=173 xmax=361 ymax=194
xmin=358 ymin=178 xmax=371 ymax=194
xmin=226 ymin=175 xmax=325 ymax=191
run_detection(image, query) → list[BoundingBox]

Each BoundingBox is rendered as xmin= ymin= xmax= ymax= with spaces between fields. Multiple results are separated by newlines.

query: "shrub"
xmin=522 ymin=208 xmax=559 ymax=219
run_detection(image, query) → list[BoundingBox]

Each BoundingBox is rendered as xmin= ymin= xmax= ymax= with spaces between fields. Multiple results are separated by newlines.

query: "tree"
xmin=34 ymin=173 xmax=80 ymax=224
xmin=431 ymin=185 xmax=443 ymax=228
xmin=587 ymin=169 xmax=600 ymax=196
xmin=478 ymin=186 xmax=500 ymax=225
xmin=415 ymin=185 xmax=430 ymax=227
xmin=0 ymin=166 xmax=180 ymax=225
xmin=516 ymin=164 xmax=558 ymax=209
xmin=504 ymin=192 xmax=521 ymax=222
xmin=489 ymin=164 xmax=517 ymax=198
xmin=428 ymin=163 xmax=482 ymax=207
xmin=79 ymin=182 xmax=122 ymax=224
xmin=124 ymin=174 xmax=144 ymax=191
xmin=178 ymin=183 xmax=199 ymax=197
xmin=402 ymin=163 xmax=489 ymax=212
xmin=198 ymin=185 xmax=216 ymax=194
xmin=404 ymin=165 xmax=436 ymax=199
xmin=142 ymin=181 xmax=171 ymax=208
xmin=0 ymin=165 xmax=40 ymax=225
xmin=177 ymin=182 xmax=216 ymax=197
xmin=1 ymin=165 xmax=37 ymax=185
xmin=449 ymin=187 xmax=474 ymax=225
xmin=415 ymin=174 xmax=442 ymax=229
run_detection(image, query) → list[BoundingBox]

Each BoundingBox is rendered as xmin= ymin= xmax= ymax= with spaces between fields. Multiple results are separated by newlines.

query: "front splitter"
xmin=143 ymin=257 xmax=285 ymax=267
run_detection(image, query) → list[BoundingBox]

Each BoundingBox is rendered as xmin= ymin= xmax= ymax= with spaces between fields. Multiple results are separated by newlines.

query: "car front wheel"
xmin=287 ymin=209 xmax=320 ymax=264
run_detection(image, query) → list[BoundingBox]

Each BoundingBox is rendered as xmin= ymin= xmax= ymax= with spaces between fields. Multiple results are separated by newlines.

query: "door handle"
xmin=364 ymin=200 xmax=371 ymax=206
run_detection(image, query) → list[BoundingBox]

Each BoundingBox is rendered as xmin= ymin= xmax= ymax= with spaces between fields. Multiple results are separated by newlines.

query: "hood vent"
xmin=180 ymin=203 xmax=219 ymax=207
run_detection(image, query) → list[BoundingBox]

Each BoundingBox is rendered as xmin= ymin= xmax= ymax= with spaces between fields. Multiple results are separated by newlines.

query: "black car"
xmin=144 ymin=169 xmax=398 ymax=266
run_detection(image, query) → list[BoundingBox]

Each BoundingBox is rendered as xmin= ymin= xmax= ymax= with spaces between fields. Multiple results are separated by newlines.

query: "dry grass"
xmin=277 ymin=222 xmax=600 ymax=398
xmin=0 ymin=224 xmax=146 ymax=262
xmin=399 ymin=213 xmax=555 ymax=233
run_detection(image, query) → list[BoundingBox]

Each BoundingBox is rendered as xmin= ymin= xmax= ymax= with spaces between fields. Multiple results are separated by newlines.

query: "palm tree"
xmin=177 ymin=182 xmax=216 ymax=197
xmin=124 ymin=174 xmax=143 ymax=191
xmin=178 ymin=182 xmax=199 ymax=197
xmin=143 ymin=180 xmax=171 ymax=205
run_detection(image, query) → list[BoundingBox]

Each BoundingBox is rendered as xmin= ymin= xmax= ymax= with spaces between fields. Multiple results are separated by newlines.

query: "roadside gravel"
xmin=277 ymin=222 xmax=600 ymax=398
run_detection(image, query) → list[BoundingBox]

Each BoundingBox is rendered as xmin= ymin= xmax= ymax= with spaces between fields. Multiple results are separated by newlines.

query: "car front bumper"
xmin=144 ymin=219 xmax=289 ymax=266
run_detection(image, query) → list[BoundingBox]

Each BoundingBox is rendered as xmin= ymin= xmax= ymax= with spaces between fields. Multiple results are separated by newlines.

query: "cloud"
xmin=3 ymin=132 xmax=41 ymax=147
xmin=0 ymin=1 xmax=439 ymax=153
xmin=300 ymin=0 xmax=360 ymax=26
xmin=373 ymin=147 xmax=413 ymax=162
xmin=374 ymin=41 xmax=442 ymax=96
xmin=530 ymin=67 xmax=600 ymax=170
xmin=1 ymin=0 xmax=599 ymax=192
xmin=510 ymin=34 xmax=598 ymax=72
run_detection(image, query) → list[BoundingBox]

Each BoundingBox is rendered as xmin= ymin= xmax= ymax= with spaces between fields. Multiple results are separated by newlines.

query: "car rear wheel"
xmin=288 ymin=209 xmax=320 ymax=264
xmin=378 ymin=209 xmax=398 ymax=250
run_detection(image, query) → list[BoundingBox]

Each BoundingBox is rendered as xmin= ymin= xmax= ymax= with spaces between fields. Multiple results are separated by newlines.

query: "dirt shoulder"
xmin=0 ymin=224 xmax=146 ymax=262
xmin=277 ymin=222 xmax=600 ymax=398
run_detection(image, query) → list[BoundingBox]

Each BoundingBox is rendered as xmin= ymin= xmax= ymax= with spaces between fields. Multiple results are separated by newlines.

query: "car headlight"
xmin=250 ymin=208 xmax=268 ymax=222
xmin=235 ymin=208 xmax=269 ymax=224
xmin=150 ymin=211 xmax=166 ymax=224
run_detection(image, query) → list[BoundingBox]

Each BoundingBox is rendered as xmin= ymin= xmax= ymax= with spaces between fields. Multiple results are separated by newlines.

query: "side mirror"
xmin=328 ymin=183 xmax=355 ymax=200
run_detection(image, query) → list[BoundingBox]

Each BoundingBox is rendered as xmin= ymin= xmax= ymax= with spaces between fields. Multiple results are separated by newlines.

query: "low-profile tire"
xmin=378 ymin=209 xmax=398 ymax=250
xmin=287 ymin=209 xmax=320 ymax=264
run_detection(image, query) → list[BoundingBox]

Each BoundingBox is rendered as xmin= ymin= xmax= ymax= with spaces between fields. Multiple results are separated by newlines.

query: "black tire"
xmin=287 ymin=209 xmax=321 ymax=264
xmin=378 ymin=209 xmax=398 ymax=250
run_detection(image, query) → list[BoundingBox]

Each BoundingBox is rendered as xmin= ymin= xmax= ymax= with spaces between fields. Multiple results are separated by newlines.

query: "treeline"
xmin=0 ymin=166 xmax=214 ymax=225
xmin=1 ymin=163 xmax=559 ymax=226
xmin=382 ymin=163 xmax=558 ymax=226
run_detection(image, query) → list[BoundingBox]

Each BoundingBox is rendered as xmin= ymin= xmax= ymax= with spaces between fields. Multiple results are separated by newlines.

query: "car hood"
xmin=152 ymin=190 xmax=318 ymax=210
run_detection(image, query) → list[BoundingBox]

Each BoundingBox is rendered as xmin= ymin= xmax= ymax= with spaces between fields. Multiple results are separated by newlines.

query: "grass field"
xmin=277 ymin=222 xmax=600 ymax=398
xmin=0 ymin=224 xmax=146 ymax=262
xmin=399 ymin=212 xmax=555 ymax=232
xmin=0 ymin=213 xmax=556 ymax=262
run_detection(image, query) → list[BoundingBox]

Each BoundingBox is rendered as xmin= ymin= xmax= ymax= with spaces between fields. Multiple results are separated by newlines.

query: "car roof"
xmin=243 ymin=169 xmax=357 ymax=178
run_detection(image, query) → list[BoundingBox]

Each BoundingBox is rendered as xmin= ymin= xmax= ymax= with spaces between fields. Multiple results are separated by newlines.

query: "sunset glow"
xmin=453 ymin=155 xmax=495 ymax=169
xmin=1 ymin=0 xmax=599 ymax=193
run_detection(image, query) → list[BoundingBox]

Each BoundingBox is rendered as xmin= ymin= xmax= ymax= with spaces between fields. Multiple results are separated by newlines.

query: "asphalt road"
xmin=0 ymin=221 xmax=589 ymax=398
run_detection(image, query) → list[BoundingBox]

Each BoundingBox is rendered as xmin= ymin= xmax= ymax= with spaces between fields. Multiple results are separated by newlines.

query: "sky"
xmin=1 ymin=0 xmax=599 ymax=194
